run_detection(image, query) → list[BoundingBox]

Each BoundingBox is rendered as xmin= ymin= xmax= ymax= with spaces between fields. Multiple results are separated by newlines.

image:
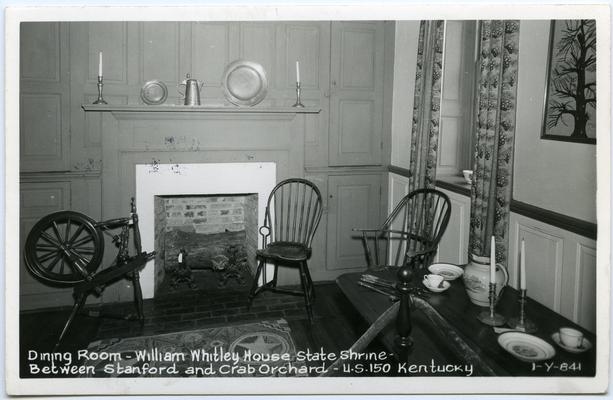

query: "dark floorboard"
xmin=20 ymin=282 xmax=390 ymax=378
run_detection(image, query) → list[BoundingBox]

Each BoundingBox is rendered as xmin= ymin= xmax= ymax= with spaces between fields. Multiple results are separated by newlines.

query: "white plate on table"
xmin=428 ymin=263 xmax=464 ymax=281
xmin=497 ymin=332 xmax=556 ymax=362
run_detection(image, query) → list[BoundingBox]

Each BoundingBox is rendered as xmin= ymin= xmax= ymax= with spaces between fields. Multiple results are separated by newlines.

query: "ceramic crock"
xmin=462 ymin=254 xmax=509 ymax=307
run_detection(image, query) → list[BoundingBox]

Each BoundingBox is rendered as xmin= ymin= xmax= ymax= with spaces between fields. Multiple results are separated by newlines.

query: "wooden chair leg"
xmin=54 ymin=293 xmax=87 ymax=351
xmin=247 ymin=259 xmax=265 ymax=308
xmin=303 ymin=263 xmax=316 ymax=302
xmin=131 ymin=271 xmax=144 ymax=322
xmin=299 ymin=262 xmax=314 ymax=324
xmin=271 ymin=263 xmax=279 ymax=288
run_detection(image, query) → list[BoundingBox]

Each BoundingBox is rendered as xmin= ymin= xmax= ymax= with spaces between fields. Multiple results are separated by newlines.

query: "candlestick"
xmin=507 ymin=289 xmax=537 ymax=333
xmin=490 ymin=236 xmax=496 ymax=283
xmin=520 ymin=239 xmax=526 ymax=290
xmin=98 ymin=51 xmax=103 ymax=77
xmin=296 ymin=60 xmax=300 ymax=84
xmin=477 ymin=282 xmax=506 ymax=326
xmin=93 ymin=75 xmax=107 ymax=105
xmin=292 ymin=81 xmax=304 ymax=108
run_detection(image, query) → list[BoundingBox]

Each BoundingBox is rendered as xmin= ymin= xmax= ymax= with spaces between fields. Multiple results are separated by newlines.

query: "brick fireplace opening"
xmin=135 ymin=162 xmax=277 ymax=299
xmin=154 ymin=193 xmax=258 ymax=293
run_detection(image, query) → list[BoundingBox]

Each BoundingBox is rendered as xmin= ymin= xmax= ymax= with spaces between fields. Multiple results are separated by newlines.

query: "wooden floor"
xmin=20 ymin=281 xmax=389 ymax=378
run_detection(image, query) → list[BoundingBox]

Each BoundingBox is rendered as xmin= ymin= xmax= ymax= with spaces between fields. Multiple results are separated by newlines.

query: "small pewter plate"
xmin=141 ymin=80 xmax=168 ymax=105
xmin=221 ymin=60 xmax=268 ymax=106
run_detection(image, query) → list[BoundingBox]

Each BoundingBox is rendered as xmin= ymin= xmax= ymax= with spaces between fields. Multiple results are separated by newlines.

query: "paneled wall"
xmin=20 ymin=21 xmax=392 ymax=309
xmin=507 ymin=213 xmax=596 ymax=332
xmin=66 ymin=21 xmax=333 ymax=173
xmin=20 ymin=23 xmax=71 ymax=172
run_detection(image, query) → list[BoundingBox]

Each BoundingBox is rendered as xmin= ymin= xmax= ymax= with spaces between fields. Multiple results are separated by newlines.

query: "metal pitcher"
xmin=178 ymin=74 xmax=204 ymax=106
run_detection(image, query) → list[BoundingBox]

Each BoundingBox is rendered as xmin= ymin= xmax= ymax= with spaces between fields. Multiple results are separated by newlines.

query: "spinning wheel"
xmin=24 ymin=211 xmax=104 ymax=284
xmin=23 ymin=199 xmax=154 ymax=351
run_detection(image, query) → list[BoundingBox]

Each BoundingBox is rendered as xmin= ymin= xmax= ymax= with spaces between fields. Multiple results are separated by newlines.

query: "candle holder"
xmin=93 ymin=75 xmax=107 ymax=105
xmin=477 ymin=282 xmax=506 ymax=326
xmin=292 ymin=82 xmax=304 ymax=108
xmin=507 ymin=289 xmax=537 ymax=333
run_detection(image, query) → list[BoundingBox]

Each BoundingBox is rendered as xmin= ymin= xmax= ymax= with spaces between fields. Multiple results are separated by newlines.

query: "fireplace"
xmin=154 ymin=193 xmax=258 ymax=292
xmin=135 ymin=162 xmax=277 ymax=298
xmin=94 ymin=106 xmax=316 ymax=302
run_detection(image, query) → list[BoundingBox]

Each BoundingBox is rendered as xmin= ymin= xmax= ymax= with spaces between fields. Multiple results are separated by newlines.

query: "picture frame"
xmin=541 ymin=20 xmax=596 ymax=144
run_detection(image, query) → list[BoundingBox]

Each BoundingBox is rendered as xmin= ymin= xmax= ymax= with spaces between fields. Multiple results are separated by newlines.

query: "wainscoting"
xmin=506 ymin=213 xmax=596 ymax=332
xmin=388 ymin=172 xmax=597 ymax=332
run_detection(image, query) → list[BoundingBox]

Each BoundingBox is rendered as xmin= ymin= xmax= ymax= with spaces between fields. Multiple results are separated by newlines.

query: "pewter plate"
xmin=221 ymin=60 xmax=268 ymax=106
xmin=141 ymin=80 xmax=168 ymax=105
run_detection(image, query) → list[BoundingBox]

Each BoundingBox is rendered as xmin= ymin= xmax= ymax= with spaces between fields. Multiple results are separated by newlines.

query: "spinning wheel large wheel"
xmin=24 ymin=211 xmax=105 ymax=284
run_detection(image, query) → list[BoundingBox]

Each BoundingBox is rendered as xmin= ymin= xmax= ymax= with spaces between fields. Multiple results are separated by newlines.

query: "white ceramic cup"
xmin=462 ymin=169 xmax=473 ymax=184
xmin=559 ymin=327 xmax=584 ymax=348
xmin=425 ymin=274 xmax=444 ymax=287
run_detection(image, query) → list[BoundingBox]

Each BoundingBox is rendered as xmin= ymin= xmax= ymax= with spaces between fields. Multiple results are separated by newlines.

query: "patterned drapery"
xmin=408 ymin=20 xmax=445 ymax=193
xmin=469 ymin=20 xmax=520 ymax=265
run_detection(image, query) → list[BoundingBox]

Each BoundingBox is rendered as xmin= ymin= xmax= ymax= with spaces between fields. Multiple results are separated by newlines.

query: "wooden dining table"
xmin=336 ymin=268 xmax=596 ymax=377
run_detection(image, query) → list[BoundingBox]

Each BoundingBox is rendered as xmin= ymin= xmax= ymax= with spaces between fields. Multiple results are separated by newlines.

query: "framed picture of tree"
xmin=542 ymin=20 xmax=596 ymax=144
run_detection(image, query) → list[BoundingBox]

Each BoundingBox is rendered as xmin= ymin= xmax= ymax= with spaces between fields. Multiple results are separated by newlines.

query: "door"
xmin=329 ymin=22 xmax=384 ymax=166
xmin=326 ymin=174 xmax=381 ymax=272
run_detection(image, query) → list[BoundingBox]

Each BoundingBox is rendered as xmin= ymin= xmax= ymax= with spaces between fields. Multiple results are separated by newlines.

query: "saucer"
xmin=428 ymin=263 xmax=464 ymax=281
xmin=551 ymin=332 xmax=592 ymax=354
xmin=498 ymin=332 xmax=556 ymax=362
xmin=422 ymin=278 xmax=450 ymax=293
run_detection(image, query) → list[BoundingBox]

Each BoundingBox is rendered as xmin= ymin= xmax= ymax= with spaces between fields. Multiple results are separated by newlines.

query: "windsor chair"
xmin=247 ymin=178 xmax=323 ymax=324
xmin=353 ymin=188 xmax=451 ymax=273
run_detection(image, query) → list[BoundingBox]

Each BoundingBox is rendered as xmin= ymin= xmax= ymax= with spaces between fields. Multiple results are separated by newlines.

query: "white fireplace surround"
xmin=135 ymin=162 xmax=277 ymax=299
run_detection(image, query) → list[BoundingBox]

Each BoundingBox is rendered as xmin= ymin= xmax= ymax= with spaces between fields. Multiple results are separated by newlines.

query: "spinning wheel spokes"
xmin=25 ymin=211 xmax=105 ymax=284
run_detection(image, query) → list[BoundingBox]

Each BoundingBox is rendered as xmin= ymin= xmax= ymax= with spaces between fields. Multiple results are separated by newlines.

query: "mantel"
xmin=82 ymin=104 xmax=321 ymax=114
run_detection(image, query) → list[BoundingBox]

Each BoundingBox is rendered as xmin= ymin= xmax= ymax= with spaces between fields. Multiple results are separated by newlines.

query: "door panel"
xmin=329 ymin=22 xmax=384 ymax=166
xmin=326 ymin=174 xmax=381 ymax=271
xmin=20 ymin=22 xmax=70 ymax=172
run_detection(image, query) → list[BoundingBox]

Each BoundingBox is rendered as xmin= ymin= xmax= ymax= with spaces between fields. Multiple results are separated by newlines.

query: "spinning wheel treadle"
xmin=24 ymin=211 xmax=104 ymax=284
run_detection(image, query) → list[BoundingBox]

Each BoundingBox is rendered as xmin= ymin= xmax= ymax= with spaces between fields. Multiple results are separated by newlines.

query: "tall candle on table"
xmin=98 ymin=51 xmax=103 ymax=77
xmin=520 ymin=239 xmax=526 ymax=290
xmin=296 ymin=60 xmax=300 ymax=84
xmin=490 ymin=236 xmax=496 ymax=283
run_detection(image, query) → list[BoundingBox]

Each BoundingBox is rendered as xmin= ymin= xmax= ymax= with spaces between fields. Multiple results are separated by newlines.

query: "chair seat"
xmin=257 ymin=242 xmax=311 ymax=262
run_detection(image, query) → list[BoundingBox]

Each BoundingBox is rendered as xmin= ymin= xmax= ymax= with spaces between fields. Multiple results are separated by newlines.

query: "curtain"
xmin=469 ymin=20 xmax=520 ymax=266
xmin=408 ymin=20 xmax=445 ymax=193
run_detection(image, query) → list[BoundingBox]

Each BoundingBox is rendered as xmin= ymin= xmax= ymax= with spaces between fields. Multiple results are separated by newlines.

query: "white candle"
xmin=490 ymin=236 xmax=496 ymax=283
xmin=98 ymin=51 xmax=103 ymax=77
xmin=520 ymin=239 xmax=526 ymax=290
xmin=296 ymin=60 xmax=300 ymax=84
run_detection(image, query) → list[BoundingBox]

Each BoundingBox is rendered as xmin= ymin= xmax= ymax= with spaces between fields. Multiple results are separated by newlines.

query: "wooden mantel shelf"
xmin=82 ymin=104 xmax=321 ymax=114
